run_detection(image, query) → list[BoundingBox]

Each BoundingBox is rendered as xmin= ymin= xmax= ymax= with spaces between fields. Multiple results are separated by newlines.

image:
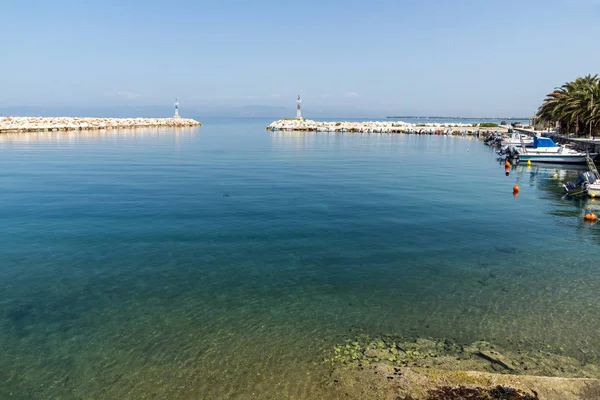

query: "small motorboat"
xmin=500 ymin=132 xmax=533 ymax=147
xmin=563 ymin=155 xmax=600 ymax=197
xmin=517 ymin=136 xmax=597 ymax=164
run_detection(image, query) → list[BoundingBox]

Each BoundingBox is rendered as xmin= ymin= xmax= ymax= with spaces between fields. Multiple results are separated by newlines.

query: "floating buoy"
xmin=527 ymin=160 xmax=531 ymax=166
xmin=553 ymin=173 xmax=558 ymax=179
xmin=590 ymin=193 xmax=596 ymax=199
xmin=513 ymin=185 xmax=520 ymax=193
xmin=584 ymin=213 xmax=598 ymax=221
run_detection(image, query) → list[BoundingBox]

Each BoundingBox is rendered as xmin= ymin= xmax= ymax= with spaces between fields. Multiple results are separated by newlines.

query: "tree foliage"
xmin=536 ymin=74 xmax=599 ymax=136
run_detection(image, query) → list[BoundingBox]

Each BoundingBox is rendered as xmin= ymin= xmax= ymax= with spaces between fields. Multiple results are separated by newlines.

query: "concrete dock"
xmin=514 ymin=127 xmax=600 ymax=153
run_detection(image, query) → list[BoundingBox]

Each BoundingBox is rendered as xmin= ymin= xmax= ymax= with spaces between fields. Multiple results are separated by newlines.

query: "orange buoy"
xmin=584 ymin=213 xmax=598 ymax=221
xmin=513 ymin=185 xmax=520 ymax=193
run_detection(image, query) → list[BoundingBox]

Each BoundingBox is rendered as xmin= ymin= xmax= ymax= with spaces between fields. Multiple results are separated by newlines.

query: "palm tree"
xmin=585 ymin=79 xmax=600 ymax=136
xmin=536 ymin=74 xmax=599 ymax=137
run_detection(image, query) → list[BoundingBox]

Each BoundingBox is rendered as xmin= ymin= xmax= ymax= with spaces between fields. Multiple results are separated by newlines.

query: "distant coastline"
xmin=386 ymin=116 xmax=530 ymax=120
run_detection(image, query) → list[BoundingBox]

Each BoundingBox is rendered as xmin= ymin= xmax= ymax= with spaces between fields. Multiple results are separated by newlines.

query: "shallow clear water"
xmin=1 ymin=118 xmax=599 ymax=399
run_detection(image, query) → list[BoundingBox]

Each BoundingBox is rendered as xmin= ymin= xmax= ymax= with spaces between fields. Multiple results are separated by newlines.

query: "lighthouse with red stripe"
xmin=296 ymin=95 xmax=302 ymax=119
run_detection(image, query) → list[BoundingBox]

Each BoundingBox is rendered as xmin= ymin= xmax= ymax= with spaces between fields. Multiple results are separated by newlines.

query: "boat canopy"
xmin=533 ymin=136 xmax=558 ymax=148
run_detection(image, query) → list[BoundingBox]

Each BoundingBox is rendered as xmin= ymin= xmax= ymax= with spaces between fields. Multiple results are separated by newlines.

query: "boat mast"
xmin=519 ymin=132 xmax=527 ymax=153
xmin=591 ymin=92 xmax=594 ymax=138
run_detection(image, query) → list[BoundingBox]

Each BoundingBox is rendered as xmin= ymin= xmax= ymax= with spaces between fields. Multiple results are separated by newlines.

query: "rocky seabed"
xmin=0 ymin=117 xmax=201 ymax=133
xmin=267 ymin=119 xmax=493 ymax=134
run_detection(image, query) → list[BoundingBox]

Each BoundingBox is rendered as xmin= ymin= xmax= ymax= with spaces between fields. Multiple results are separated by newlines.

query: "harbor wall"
xmin=0 ymin=117 xmax=201 ymax=133
xmin=513 ymin=127 xmax=600 ymax=154
xmin=267 ymin=119 xmax=508 ymax=134
xmin=548 ymin=133 xmax=600 ymax=154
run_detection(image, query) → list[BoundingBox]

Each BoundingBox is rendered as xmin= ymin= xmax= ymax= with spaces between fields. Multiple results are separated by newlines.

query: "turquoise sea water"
xmin=1 ymin=117 xmax=599 ymax=399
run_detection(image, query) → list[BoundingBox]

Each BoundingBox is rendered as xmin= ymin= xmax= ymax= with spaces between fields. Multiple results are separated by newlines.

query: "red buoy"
xmin=584 ymin=213 xmax=598 ymax=221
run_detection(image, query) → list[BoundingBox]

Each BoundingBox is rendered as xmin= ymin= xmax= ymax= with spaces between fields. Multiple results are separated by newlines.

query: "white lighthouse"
xmin=174 ymin=98 xmax=180 ymax=118
xmin=296 ymin=95 xmax=302 ymax=119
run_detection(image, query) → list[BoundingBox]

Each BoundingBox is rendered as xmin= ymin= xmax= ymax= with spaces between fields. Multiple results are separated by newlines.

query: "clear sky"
xmin=1 ymin=0 xmax=599 ymax=117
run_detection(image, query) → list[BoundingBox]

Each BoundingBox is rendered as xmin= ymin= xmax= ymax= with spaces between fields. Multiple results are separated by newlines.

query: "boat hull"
xmin=500 ymin=133 xmax=534 ymax=147
xmin=501 ymin=140 xmax=533 ymax=146
xmin=518 ymin=153 xmax=597 ymax=164
xmin=589 ymin=184 xmax=600 ymax=196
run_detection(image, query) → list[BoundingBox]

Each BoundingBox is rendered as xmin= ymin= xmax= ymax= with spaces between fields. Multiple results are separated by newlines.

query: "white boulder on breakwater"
xmin=267 ymin=118 xmax=496 ymax=134
xmin=0 ymin=117 xmax=201 ymax=133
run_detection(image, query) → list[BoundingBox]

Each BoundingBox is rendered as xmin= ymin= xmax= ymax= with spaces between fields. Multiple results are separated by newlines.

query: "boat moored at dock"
xmin=517 ymin=136 xmax=596 ymax=164
xmin=500 ymin=132 xmax=533 ymax=147
xmin=563 ymin=155 xmax=600 ymax=197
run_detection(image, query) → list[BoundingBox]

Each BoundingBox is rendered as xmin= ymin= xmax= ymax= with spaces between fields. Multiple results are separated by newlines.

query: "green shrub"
xmin=478 ymin=123 xmax=499 ymax=128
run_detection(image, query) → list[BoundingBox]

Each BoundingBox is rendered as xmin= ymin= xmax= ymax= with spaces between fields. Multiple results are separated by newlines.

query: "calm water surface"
xmin=1 ymin=117 xmax=599 ymax=399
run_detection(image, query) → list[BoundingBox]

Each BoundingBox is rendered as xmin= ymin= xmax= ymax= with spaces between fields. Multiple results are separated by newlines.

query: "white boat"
xmin=500 ymin=132 xmax=533 ymax=147
xmin=517 ymin=136 xmax=597 ymax=164
xmin=563 ymin=156 xmax=600 ymax=197
xmin=588 ymin=183 xmax=600 ymax=197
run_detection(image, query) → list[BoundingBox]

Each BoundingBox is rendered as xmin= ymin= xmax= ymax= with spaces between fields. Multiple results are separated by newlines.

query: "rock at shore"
xmin=267 ymin=118 xmax=504 ymax=134
xmin=0 ymin=117 xmax=201 ymax=133
xmin=332 ymin=364 xmax=600 ymax=400
xmin=324 ymin=334 xmax=600 ymax=399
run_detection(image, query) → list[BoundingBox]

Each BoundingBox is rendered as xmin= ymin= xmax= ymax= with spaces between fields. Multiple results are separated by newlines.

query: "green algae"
xmin=324 ymin=333 xmax=600 ymax=380
xmin=325 ymin=334 xmax=465 ymax=368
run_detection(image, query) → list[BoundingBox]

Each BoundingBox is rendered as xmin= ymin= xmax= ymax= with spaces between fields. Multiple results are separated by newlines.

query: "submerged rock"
xmin=331 ymin=364 xmax=599 ymax=400
xmin=494 ymin=246 xmax=518 ymax=254
xmin=477 ymin=350 xmax=516 ymax=371
xmin=324 ymin=333 xmax=600 ymax=399
xmin=402 ymin=384 xmax=539 ymax=400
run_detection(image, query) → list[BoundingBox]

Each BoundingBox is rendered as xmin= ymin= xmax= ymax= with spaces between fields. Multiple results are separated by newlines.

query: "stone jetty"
xmin=0 ymin=117 xmax=201 ymax=133
xmin=267 ymin=118 xmax=505 ymax=134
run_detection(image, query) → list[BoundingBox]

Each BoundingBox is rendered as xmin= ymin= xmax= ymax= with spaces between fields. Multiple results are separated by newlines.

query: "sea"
xmin=1 ymin=117 xmax=599 ymax=399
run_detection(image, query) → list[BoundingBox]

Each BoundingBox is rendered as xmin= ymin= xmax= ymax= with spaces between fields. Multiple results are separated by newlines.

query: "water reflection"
xmin=513 ymin=164 xmax=587 ymax=193
xmin=269 ymin=130 xmax=475 ymax=153
xmin=0 ymin=126 xmax=201 ymax=145
xmin=270 ymin=130 xmax=319 ymax=152
xmin=511 ymin=163 xmax=600 ymax=241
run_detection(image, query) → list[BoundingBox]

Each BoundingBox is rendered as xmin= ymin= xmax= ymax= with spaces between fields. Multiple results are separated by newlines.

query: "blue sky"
xmin=1 ymin=0 xmax=599 ymax=117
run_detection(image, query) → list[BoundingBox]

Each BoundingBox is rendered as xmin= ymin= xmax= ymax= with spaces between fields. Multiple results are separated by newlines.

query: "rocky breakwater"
xmin=267 ymin=118 xmax=481 ymax=134
xmin=0 ymin=117 xmax=201 ymax=133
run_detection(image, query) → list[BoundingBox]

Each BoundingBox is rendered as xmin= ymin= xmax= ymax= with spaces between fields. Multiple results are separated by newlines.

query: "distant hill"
xmin=0 ymin=105 xmax=362 ymax=119
xmin=4 ymin=106 xmax=524 ymax=120
xmin=386 ymin=116 xmax=530 ymax=120
xmin=0 ymin=105 xmax=296 ymax=119
xmin=202 ymin=105 xmax=293 ymax=118
xmin=0 ymin=106 xmax=176 ymax=118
